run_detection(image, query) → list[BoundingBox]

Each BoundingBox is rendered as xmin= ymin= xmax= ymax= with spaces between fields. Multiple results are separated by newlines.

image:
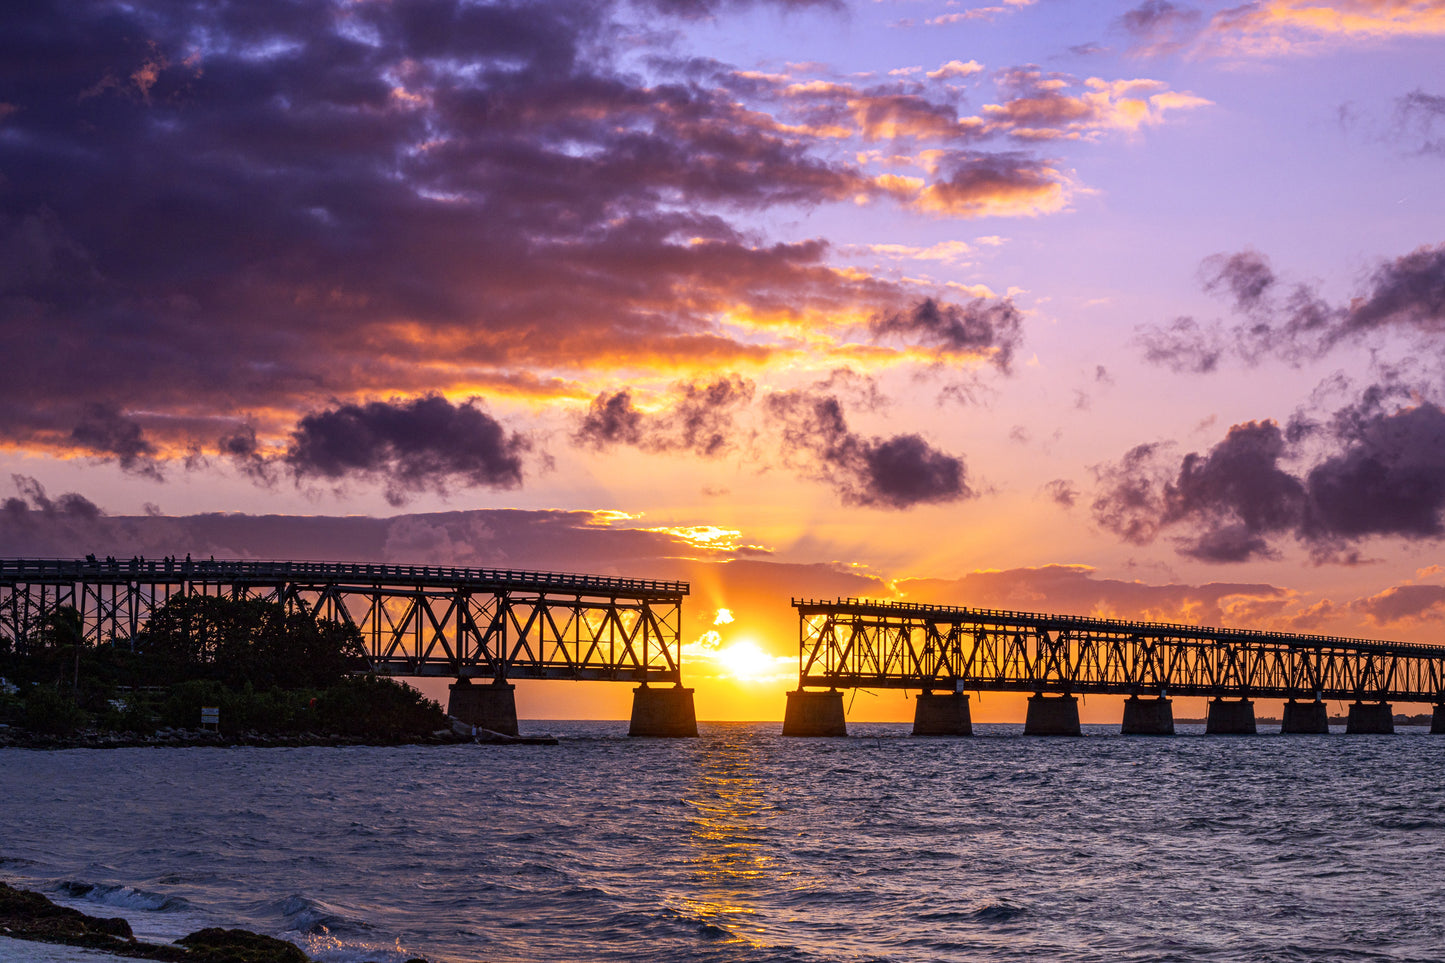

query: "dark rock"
xmin=177 ymin=927 xmax=311 ymax=963
xmin=0 ymin=880 xmax=135 ymax=944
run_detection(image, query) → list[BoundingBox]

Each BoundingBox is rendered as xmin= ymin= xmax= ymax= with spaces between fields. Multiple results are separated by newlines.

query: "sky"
xmin=3 ymin=0 xmax=1445 ymax=722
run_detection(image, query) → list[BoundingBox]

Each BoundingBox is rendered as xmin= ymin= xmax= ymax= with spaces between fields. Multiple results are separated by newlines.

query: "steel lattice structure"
xmin=0 ymin=558 xmax=688 ymax=683
xmin=794 ymin=598 xmax=1445 ymax=704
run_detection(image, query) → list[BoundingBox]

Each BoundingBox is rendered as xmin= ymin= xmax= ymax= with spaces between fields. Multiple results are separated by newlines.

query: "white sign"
xmin=200 ymin=706 xmax=220 ymax=727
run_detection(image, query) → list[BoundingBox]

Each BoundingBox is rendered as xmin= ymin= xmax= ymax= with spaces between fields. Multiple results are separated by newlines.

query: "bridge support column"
xmin=448 ymin=679 xmax=519 ymax=737
xmin=912 ymin=691 xmax=971 ymax=736
xmin=1281 ymin=699 xmax=1329 ymax=734
xmin=1024 ymin=694 xmax=1081 ymax=736
xmin=1345 ymin=701 xmax=1393 ymax=734
xmin=1432 ymin=704 xmax=1445 ymax=734
xmin=782 ymin=689 xmax=847 ymax=737
xmin=1206 ymin=698 xmax=1256 ymax=735
xmin=1120 ymin=695 xmax=1174 ymax=735
xmin=628 ymin=685 xmax=698 ymax=737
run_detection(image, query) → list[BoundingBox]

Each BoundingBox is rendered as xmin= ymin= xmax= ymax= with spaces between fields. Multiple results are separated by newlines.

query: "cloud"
xmin=979 ymin=67 xmax=1210 ymax=141
xmin=575 ymin=375 xmax=756 ymax=457
xmin=927 ymin=60 xmax=985 ymax=81
xmin=871 ymin=296 xmax=1024 ymax=371
xmin=1204 ymin=0 xmax=1445 ymax=56
xmin=1351 ymin=583 xmax=1445 ymax=625
xmin=1394 ymin=88 xmax=1445 ymax=154
xmin=1122 ymin=1 xmax=1445 ymax=58
xmin=2 ymin=476 xmax=104 ymax=523
xmin=1093 ymin=398 xmax=1445 ymax=561
xmin=1305 ymin=398 xmax=1445 ymax=541
xmin=1200 ymin=248 xmax=1277 ymax=311
xmin=1119 ymin=1 xmax=1205 ymax=56
xmin=910 ymin=152 xmax=1073 ymax=217
xmin=285 ymin=395 xmax=530 ymax=504
xmin=0 ymin=0 xmax=1050 ymax=481
xmin=1138 ymin=243 xmax=1445 ymax=369
xmin=766 ymin=390 xmax=972 ymax=508
xmin=1044 ymin=478 xmax=1079 ymax=507
xmin=896 ymin=563 xmax=1293 ymax=628
xmin=69 ymin=403 xmax=162 ymax=479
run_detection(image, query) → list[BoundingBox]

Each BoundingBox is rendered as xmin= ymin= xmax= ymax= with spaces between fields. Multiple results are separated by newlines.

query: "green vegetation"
xmin=0 ymin=596 xmax=450 ymax=745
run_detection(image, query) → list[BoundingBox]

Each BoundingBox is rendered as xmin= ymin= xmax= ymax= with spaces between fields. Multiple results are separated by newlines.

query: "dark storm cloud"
xmin=284 ymin=396 xmax=529 ymax=504
xmin=766 ymin=390 xmax=970 ymax=509
xmin=1305 ymin=400 xmax=1445 ymax=542
xmin=1199 ymin=249 xmax=1275 ymax=311
xmin=575 ymin=375 xmax=755 ymax=456
xmin=218 ymin=425 xmax=277 ymax=484
xmin=70 ymin=403 xmax=162 ymax=478
xmin=1092 ymin=400 xmax=1445 ymax=562
xmin=0 ymin=0 xmax=1031 ymax=477
xmin=1341 ymin=244 xmax=1445 ymax=338
xmin=2 ymin=476 xmax=103 ymax=523
xmin=1138 ymin=243 xmax=1445 ymax=370
xmin=872 ymin=297 xmax=1024 ymax=371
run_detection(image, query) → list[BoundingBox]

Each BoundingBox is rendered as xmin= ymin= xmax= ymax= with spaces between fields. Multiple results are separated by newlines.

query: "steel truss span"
xmin=0 ymin=559 xmax=689 ymax=684
xmin=793 ymin=598 xmax=1445 ymax=704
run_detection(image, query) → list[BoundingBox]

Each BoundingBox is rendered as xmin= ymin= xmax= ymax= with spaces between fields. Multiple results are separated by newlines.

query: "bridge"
xmin=0 ymin=558 xmax=698 ymax=736
xmin=785 ymin=597 xmax=1445 ymax=737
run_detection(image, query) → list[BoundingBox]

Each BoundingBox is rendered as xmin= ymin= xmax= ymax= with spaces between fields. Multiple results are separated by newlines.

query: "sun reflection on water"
xmin=676 ymin=737 xmax=776 ymax=948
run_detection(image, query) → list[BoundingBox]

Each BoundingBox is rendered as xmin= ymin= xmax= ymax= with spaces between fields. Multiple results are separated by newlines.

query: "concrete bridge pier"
xmin=1433 ymin=704 xmax=1445 ymax=734
xmin=628 ymin=684 xmax=698 ymax=737
xmin=1281 ymin=699 xmax=1329 ymax=734
xmin=448 ymin=678 xmax=519 ymax=736
xmin=1121 ymin=695 xmax=1174 ymax=735
xmin=912 ymin=691 xmax=972 ymax=736
xmin=1345 ymin=700 xmax=1394 ymax=734
xmin=782 ymin=689 xmax=847 ymax=737
xmin=1024 ymin=693 xmax=1081 ymax=736
xmin=1206 ymin=698 xmax=1256 ymax=734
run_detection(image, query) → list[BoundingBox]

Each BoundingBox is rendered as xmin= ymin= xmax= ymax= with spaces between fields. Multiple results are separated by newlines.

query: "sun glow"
xmin=713 ymin=640 xmax=788 ymax=683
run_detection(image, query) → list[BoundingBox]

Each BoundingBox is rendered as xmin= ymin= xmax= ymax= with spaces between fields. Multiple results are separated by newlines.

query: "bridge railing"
xmin=792 ymin=596 xmax=1445 ymax=659
xmin=0 ymin=557 xmax=688 ymax=596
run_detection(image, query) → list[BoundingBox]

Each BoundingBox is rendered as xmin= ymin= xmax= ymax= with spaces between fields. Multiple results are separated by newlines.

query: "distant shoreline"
xmin=0 ymin=726 xmax=470 ymax=751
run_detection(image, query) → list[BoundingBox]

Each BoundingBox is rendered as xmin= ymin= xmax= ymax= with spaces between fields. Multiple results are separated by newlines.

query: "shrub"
xmin=22 ymin=686 xmax=87 ymax=736
xmin=313 ymin=675 xmax=446 ymax=738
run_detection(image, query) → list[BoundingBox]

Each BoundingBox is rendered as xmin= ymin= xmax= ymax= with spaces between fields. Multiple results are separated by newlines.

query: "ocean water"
xmin=2 ymin=722 xmax=1444 ymax=963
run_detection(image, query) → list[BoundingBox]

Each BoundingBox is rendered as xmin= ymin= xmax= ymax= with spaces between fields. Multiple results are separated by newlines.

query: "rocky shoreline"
xmin=0 ymin=725 xmax=472 ymax=751
xmin=0 ymin=883 xmax=427 ymax=963
xmin=0 ymin=719 xmax=559 ymax=749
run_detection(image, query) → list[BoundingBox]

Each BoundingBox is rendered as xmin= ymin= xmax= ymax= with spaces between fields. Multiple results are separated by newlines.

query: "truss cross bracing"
xmin=0 ymin=559 xmax=688 ymax=683
xmin=793 ymin=598 xmax=1445 ymax=703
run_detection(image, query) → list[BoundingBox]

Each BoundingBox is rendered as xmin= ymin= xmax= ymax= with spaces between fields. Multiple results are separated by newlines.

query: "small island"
xmin=0 ymin=593 xmax=463 ymax=748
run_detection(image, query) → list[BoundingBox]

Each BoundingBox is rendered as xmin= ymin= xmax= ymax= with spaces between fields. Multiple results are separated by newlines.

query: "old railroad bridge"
xmin=3 ymin=558 xmax=1445 ymax=738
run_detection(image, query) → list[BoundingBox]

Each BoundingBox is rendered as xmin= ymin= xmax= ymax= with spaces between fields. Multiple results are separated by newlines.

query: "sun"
xmin=714 ymin=640 xmax=782 ymax=682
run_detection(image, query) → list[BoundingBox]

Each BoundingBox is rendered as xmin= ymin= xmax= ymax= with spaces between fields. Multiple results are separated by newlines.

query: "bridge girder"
xmin=794 ymin=598 xmax=1445 ymax=703
xmin=0 ymin=558 xmax=687 ymax=685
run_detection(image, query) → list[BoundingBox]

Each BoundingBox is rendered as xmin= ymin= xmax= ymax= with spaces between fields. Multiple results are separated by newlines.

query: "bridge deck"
xmin=1 ymin=558 xmax=687 ymax=598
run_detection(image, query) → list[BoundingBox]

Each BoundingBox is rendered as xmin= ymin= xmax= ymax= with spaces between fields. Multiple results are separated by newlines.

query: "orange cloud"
xmin=1206 ymin=0 xmax=1445 ymax=55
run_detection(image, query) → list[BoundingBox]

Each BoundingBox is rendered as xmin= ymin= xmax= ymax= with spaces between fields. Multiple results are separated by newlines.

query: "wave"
xmin=264 ymin=893 xmax=374 ymax=937
xmin=56 ymin=880 xmax=193 ymax=913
